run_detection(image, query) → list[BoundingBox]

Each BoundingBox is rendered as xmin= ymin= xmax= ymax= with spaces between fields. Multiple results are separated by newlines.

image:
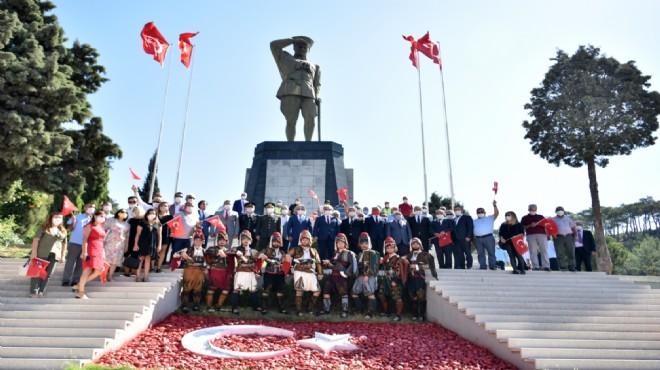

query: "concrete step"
xmin=484 ymin=322 xmax=660 ymax=332
xmin=0 ymin=290 xmax=164 ymax=299
xmin=0 ymin=297 xmax=156 ymax=306
xmin=0 ymin=318 xmax=130 ymax=329
xmin=0 ymin=336 xmax=110 ymax=348
xmin=0 ymin=303 xmax=149 ymax=313
xmin=439 ymin=289 xmax=660 ymax=298
xmin=432 ymin=280 xmax=649 ymax=289
xmin=0 ymin=326 xmax=121 ymax=337
xmin=458 ymin=301 xmax=660 ymax=311
xmin=0 ymin=284 xmax=171 ymax=292
xmin=0 ymin=346 xmax=98 ymax=359
xmin=532 ymin=358 xmax=660 ymax=370
xmin=494 ymin=330 xmax=660 ymax=341
xmin=475 ymin=314 xmax=660 ymax=325
xmin=521 ymin=348 xmax=660 ymax=360
xmin=0 ymin=310 xmax=139 ymax=321
xmin=448 ymin=295 xmax=660 ymax=305
xmin=0 ymin=358 xmax=84 ymax=370
xmin=466 ymin=307 xmax=660 ymax=317
xmin=507 ymin=338 xmax=660 ymax=350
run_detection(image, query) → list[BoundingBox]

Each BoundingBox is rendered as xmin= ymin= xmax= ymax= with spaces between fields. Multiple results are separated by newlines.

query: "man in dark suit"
xmin=364 ymin=206 xmax=386 ymax=255
xmin=340 ymin=206 xmax=365 ymax=255
xmin=407 ymin=205 xmax=433 ymax=251
xmin=256 ymin=202 xmax=282 ymax=250
xmin=232 ymin=192 xmax=248 ymax=214
xmin=453 ymin=205 xmax=474 ymax=269
xmin=286 ymin=204 xmax=312 ymax=249
xmin=313 ymin=204 xmax=340 ymax=260
xmin=387 ymin=210 xmax=412 ymax=256
xmin=431 ymin=210 xmax=455 ymax=269
xmin=213 ymin=200 xmax=239 ymax=243
xmin=238 ymin=202 xmax=258 ymax=248
xmin=169 ymin=191 xmax=184 ymax=216
xmin=575 ymin=222 xmax=596 ymax=271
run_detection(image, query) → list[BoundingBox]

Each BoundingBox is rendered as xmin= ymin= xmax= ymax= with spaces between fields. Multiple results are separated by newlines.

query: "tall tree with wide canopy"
xmin=523 ymin=45 xmax=660 ymax=274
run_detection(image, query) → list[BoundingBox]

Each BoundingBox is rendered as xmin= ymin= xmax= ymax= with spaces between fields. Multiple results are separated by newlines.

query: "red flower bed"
xmin=95 ymin=314 xmax=514 ymax=370
xmin=210 ymin=334 xmax=296 ymax=352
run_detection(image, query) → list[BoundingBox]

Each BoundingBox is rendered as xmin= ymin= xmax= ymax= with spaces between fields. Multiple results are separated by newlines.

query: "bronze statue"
xmin=270 ymin=36 xmax=321 ymax=141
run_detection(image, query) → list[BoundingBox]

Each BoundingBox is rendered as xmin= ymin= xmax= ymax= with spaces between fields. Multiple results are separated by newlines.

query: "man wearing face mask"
xmin=407 ymin=206 xmax=433 ymax=252
xmin=387 ymin=210 xmax=412 ymax=256
xmin=453 ymin=205 xmax=474 ymax=269
xmin=239 ymin=202 xmax=259 ymax=249
xmin=169 ymin=192 xmax=185 ymax=216
xmin=233 ymin=192 xmax=248 ymax=214
xmin=289 ymin=197 xmax=301 ymax=214
xmin=365 ymin=206 xmax=386 ymax=255
xmin=256 ymin=202 xmax=282 ymax=250
xmin=280 ymin=208 xmax=291 ymax=251
xmin=101 ymin=201 xmax=113 ymax=218
xmin=313 ymin=204 xmax=340 ymax=261
xmin=287 ymin=230 xmax=323 ymax=315
xmin=286 ymin=204 xmax=312 ymax=249
xmin=127 ymin=196 xmax=138 ymax=220
xmin=472 ymin=201 xmax=499 ymax=270
xmin=171 ymin=202 xmax=201 ymax=255
xmin=340 ymin=206 xmax=366 ymax=255
xmin=62 ymin=203 xmax=95 ymax=287
xmin=431 ymin=210 xmax=455 ymax=269
xmin=552 ymin=206 xmax=578 ymax=271
xmin=521 ymin=204 xmax=550 ymax=271
xmin=213 ymin=200 xmax=239 ymax=244
xmin=130 ymin=185 xmax=163 ymax=212
xmin=574 ymin=221 xmax=596 ymax=272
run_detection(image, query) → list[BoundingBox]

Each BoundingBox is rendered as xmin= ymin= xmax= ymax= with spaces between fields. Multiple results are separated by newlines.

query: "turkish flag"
xmin=254 ymin=256 xmax=266 ymax=274
xmin=438 ymin=231 xmax=452 ymax=247
xmin=281 ymin=259 xmax=291 ymax=275
xmin=141 ymin=22 xmax=170 ymax=66
xmin=165 ymin=215 xmax=186 ymax=238
xmin=337 ymin=187 xmax=349 ymax=202
xmin=26 ymin=258 xmax=50 ymax=278
xmin=416 ymin=32 xmax=441 ymax=68
xmin=511 ymin=234 xmax=529 ymax=256
xmin=537 ymin=218 xmax=559 ymax=237
xmin=204 ymin=215 xmax=226 ymax=233
xmin=129 ymin=167 xmax=141 ymax=181
xmin=307 ymin=189 xmax=320 ymax=205
xmin=169 ymin=256 xmax=182 ymax=271
xmin=99 ymin=262 xmax=111 ymax=285
xmin=402 ymin=35 xmax=419 ymax=68
xmin=179 ymin=32 xmax=198 ymax=68
xmin=62 ymin=195 xmax=78 ymax=216
xmin=493 ymin=181 xmax=499 ymax=195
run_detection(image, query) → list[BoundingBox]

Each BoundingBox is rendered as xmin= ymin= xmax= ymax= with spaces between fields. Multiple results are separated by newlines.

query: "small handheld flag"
xmin=129 ymin=167 xmax=141 ymax=181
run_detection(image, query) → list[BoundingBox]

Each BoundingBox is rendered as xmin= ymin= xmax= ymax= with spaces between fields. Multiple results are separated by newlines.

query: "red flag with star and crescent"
xmin=179 ymin=32 xmax=198 ymax=68
xmin=403 ymin=32 xmax=442 ymax=70
xmin=537 ymin=218 xmax=559 ymax=237
xmin=26 ymin=258 xmax=50 ymax=279
xmin=141 ymin=22 xmax=170 ymax=66
xmin=204 ymin=215 xmax=226 ymax=234
xmin=165 ymin=215 xmax=186 ymax=238
xmin=337 ymin=187 xmax=349 ymax=202
xmin=511 ymin=234 xmax=529 ymax=256
xmin=62 ymin=195 xmax=78 ymax=217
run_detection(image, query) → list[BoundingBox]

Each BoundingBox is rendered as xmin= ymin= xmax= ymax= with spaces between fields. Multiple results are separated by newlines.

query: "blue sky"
xmin=51 ymin=0 xmax=660 ymax=217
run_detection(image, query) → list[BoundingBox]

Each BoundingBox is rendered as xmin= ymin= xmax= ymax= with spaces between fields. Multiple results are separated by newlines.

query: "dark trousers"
xmin=505 ymin=245 xmax=526 ymax=272
xmin=575 ymin=247 xmax=593 ymax=271
xmin=453 ymin=239 xmax=472 ymax=269
xmin=317 ymin=238 xmax=334 ymax=261
xmin=30 ymin=253 xmax=58 ymax=294
xmin=397 ymin=243 xmax=410 ymax=257
xmin=62 ymin=242 xmax=82 ymax=284
xmin=435 ymin=243 xmax=454 ymax=269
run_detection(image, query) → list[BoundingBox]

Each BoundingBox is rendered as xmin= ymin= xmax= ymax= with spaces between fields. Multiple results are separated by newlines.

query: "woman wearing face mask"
xmin=103 ymin=209 xmax=129 ymax=282
xmin=155 ymin=202 xmax=173 ymax=273
xmin=101 ymin=201 xmax=113 ymax=217
xmin=498 ymin=211 xmax=527 ymax=274
xmin=171 ymin=202 xmax=201 ymax=256
xmin=133 ymin=208 xmax=162 ymax=282
xmin=75 ymin=210 xmax=107 ymax=299
xmin=29 ymin=212 xmax=68 ymax=297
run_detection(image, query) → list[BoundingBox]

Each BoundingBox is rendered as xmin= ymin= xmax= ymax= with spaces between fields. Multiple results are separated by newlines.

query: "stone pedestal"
xmin=244 ymin=141 xmax=353 ymax=213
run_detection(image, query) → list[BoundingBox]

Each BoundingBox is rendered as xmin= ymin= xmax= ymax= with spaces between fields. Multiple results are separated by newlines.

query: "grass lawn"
xmin=0 ymin=243 xmax=30 ymax=259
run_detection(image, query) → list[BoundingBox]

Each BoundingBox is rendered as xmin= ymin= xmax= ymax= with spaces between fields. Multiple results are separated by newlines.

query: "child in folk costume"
xmin=404 ymin=237 xmax=438 ymax=321
xmin=179 ymin=232 xmax=208 ymax=313
xmin=350 ymin=232 xmax=380 ymax=318
xmin=321 ymin=233 xmax=357 ymax=317
xmin=259 ymin=231 xmax=289 ymax=314
xmin=230 ymin=230 xmax=262 ymax=315
xmin=378 ymin=237 xmax=409 ymax=321
xmin=286 ymin=230 xmax=323 ymax=316
xmin=204 ymin=232 xmax=235 ymax=312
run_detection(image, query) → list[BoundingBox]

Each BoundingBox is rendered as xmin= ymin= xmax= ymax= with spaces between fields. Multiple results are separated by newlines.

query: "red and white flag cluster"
xmin=402 ymin=31 xmax=442 ymax=70
xmin=140 ymin=22 xmax=198 ymax=69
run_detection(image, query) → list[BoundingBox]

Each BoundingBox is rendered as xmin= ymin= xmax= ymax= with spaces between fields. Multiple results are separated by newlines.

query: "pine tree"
xmin=139 ymin=151 xmax=160 ymax=202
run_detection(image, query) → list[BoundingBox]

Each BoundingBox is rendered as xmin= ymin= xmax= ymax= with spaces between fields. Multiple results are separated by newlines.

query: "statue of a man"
xmin=270 ymin=36 xmax=321 ymax=142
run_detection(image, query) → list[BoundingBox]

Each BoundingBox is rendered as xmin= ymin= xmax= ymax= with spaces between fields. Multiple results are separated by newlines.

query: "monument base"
xmin=244 ymin=141 xmax=353 ymax=213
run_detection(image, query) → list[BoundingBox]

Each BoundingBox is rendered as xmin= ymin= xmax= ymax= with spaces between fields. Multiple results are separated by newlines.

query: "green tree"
xmin=604 ymin=235 xmax=629 ymax=275
xmin=138 ymin=151 xmax=160 ymax=202
xmin=523 ymin=45 xmax=660 ymax=274
xmin=623 ymin=236 xmax=660 ymax=276
xmin=0 ymin=180 xmax=51 ymax=240
xmin=428 ymin=192 xmax=462 ymax=215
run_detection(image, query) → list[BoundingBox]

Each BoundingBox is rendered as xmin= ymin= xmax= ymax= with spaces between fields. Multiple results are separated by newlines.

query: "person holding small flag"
xmin=404 ymin=237 xmax=437 ymax=321
xmin=552 ymin=206 xmax=578 ymax=272
xmin=204 ymin=232 xmax=234 ymax=313
xmin=179 ymin=232 xmax=208 ymax=313
xmin=29 ymin=212 xmax=67 ymax=297
xmin=155 ymin=202 xmax=173 ymax=273
xmin=521 ymin=204 xmax=550 ymax=271
xmin=498 ymin=211 xmax=527 ymax=274
xmin=62 ymin=203 xmax=95 ymax=287
xmin=432 ymin=209 xmax=455 ymax=269
xmin=472 ymin=201 xmax=499 ymax=270
xmin=171 ymin=202 xmax=201 ymax=255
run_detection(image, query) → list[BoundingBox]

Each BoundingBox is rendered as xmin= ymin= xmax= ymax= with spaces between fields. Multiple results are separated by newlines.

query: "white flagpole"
xmin=174 ymin=45 xmax=197 ymax=193
xmin=416 ymin=50 xmax=430 ymax=207
xmin=148 ymin=46 xmax=174 ymax=202
xmin=437 ymin=41 xmax=455 ymax=211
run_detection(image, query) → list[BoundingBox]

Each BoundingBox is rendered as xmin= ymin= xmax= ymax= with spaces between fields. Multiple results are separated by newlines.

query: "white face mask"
xmin=185 ymin=206 xmax=193 ymax=213
xmin=395 ymin=215 xmax=403 ymax=221
xmin=324 ymin=210 xmax=332 ymax=216
xmin=152 ymin=202 xmax=160 ymax=209
xmin=349 ymin=211 xmax=356 ymax=217
xmin=454 ymin=211 xmax=463 ymax=217
xmin=477 ymin=213 xmax=485 ymax=219
xmin=436 ymin=215 xmax=444 ymax=220
xmin=175 ymin=197 xmax=183 ymax=204
xmin=505 ymin=216 xmax=512 ymax=222
xmin=529 ymin=211 xmax=537 ymax=216
xmin=103 ymin=206 xmax=112 ymax=213
xmin=446 ymin=215 xmax=454 ymax=220
xmin=86 ymin=208 xmax=96 ymax=215
xmin=266 ymin=208 xmax=274 ymax=215
xmin=414 ymin=210 xmax=422 ymax=216
xmin=128 ymin=204 xmax=136 ymax=209
xmin=52 ymin=217 xmax=63 ymax=226
xmin=556 ymin=210 xmax=564 ymax=216
xmin=147 ymin=214 xmax=156 ymax=221
xmin=246 ymin=207 xmax=254 ymax=214
xmin=95 ymin=216 xmax=106 ymax=223
xmin=223 ymin=205 xmax=231 ymax=210
xmin=241 ymin=195 xmax=247 ymax=200
xmin=281 ymin=210 xmax=289 ymax=216
xmin=297 ymin=210 xmax=306 ymax=216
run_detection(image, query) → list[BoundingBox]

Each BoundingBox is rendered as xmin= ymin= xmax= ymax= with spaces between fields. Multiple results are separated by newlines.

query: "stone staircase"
xmin=427 ymin=269 xmax=660 ymax=370
xmin=0 ymin=258 xmax=182 ymax=370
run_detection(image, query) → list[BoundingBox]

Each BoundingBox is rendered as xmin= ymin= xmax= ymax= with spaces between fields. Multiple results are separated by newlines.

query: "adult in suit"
xmin=213 ymin=200 xmax=239 ymax=243
xmin=232 ymin=192 xmax=248 ymax=214
xmin=197 ymin=200 xmax=211 ymax=248
xmin=286 ymin=204 xmax=312 ymax=249
xmin=407 ymin=205 xmax=433 ymax=252
xmin=431 ymin=210 xmax=455 ymax=269
xmin=313 ymin=204 xmax=340 ymax=260
xmin=453 ymin=205 xmax=474 ymax=269
xmin=575 ymin=222 xmax=596 ymax=271
xmin=280 ymin=208 xmax=291 ymax=251
xmin=364 ymin=206 xmax=386 ymax=255
xmin=256 ymin=202 xmax=282 ymax=250
xmin=168 ymin=191 xmax=184 ymax=216
xmin=387 ymin=210 xmax=412 ymax=256
xmin=238 ymin=202 xmax=258 ymax=248
xmin=340 ymin=206 xmax=365 ymax=255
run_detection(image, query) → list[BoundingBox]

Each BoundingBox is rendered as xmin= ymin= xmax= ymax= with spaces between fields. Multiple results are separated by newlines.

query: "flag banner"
xmin=337 ymin=187 xmax=349 ymax=202
xmin=204 ymin=215 xmax=226 ymax=233
xmin=402 ymin=35 xmax=419 ymax=68
xmin=170 ymin=256 xmax=182 ymax=271
xmin=140 ymin=22 xmax=170 ymax=66
xmin=538 ymin=217 xmax=559 ymax=237
xmin=281 ymin=259 xmax=291 ymax=275
xmin=179 ymin=32 xmax=198 ymax=68
xmin=25 ymin=258 xmax=50 ymax=278
xmin=511 ymin=234 xmax=529 ymax=256
xmin=165 ymin=215 xmax=186 ymax=238
xmin=416 ymin=32 xmax=441 ymax=67
xmin=62 ymin=195 xmax=78 ymax=216
xmin=307 ymin=189 xmax=320 ymax=205
xmin=129 ymin=167 xmax=141 ymax=181
xmin=493 ymin=181 xmax=499 ymax=195
xmin=438 ymin=231 xmax=452 ymax=247
xmin=254 ymin=256 xmax=266 ymax=274
xmin=99 ymin=262 xmax=111 ymax=285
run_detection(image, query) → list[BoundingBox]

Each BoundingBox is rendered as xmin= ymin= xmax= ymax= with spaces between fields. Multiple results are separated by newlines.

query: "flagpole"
xmin=174 ymin=45 xmax=197 ymax=193
xmin=437 ymin=41 xmax=455 ymax=211
xmin=149 ymin=46 xmax=173 ymax=202
xmin=416 ymin=50 xmax=429 ymax=207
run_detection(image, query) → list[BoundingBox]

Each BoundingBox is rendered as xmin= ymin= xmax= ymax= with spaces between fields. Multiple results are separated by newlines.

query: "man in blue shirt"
xmin=62 ymin=203 xmax=95 ymax=286
xmin=472 ymin=201 xmax=499 ymax=270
